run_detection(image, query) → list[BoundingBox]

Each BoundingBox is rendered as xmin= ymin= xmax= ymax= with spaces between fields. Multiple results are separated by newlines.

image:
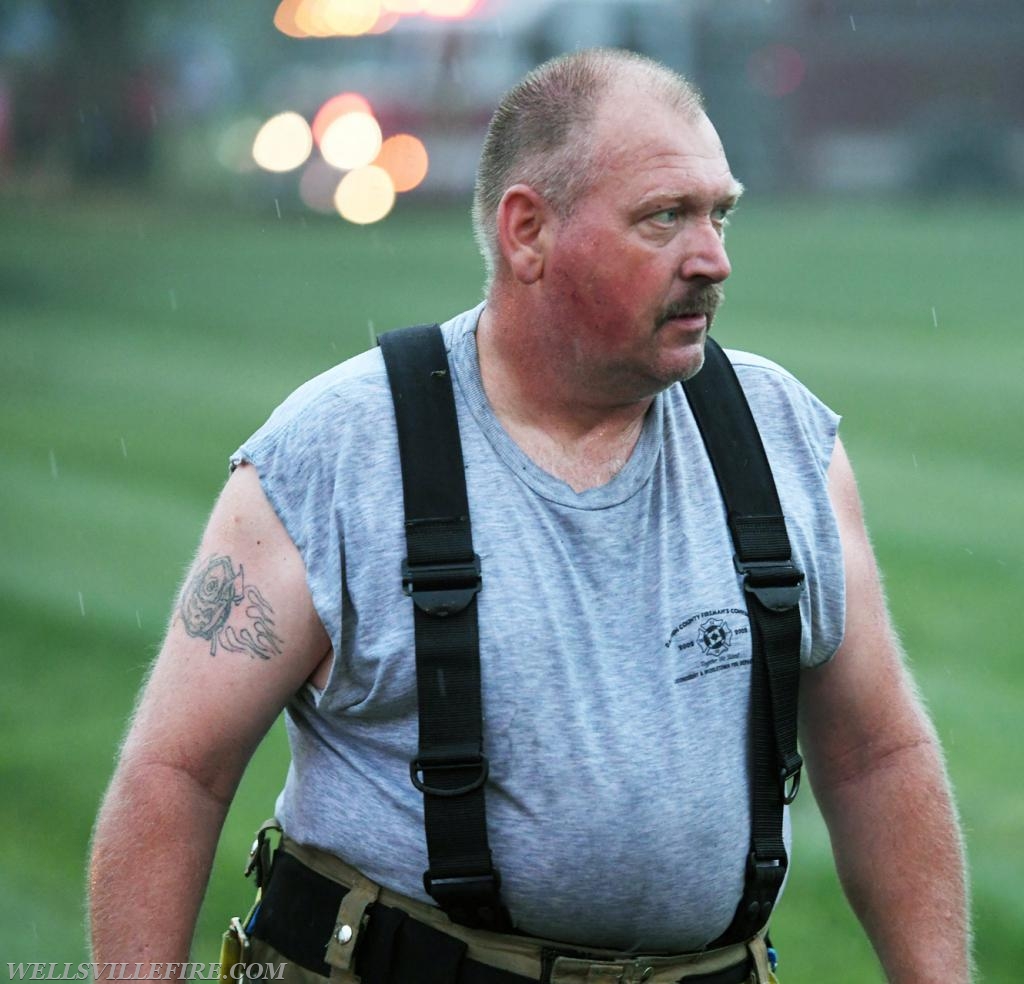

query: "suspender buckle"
xmin=734 ymin=557 xmax=805 ymax=612
xmin=422 ymin=868 xmax=511 ymax=932
xmin=402 ymin=555 xmax=482 ymax=617
xmin=743 ymin=851 xmax=788 ymax=922
xmin=410 ymin=749 xmax=490 ymax=797
xmin=780 ymin=750 xmax=803 ymax=804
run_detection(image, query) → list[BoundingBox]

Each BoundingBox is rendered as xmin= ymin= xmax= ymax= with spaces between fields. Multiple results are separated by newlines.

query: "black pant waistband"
xmin=248 ymin=849 xmax=753 ymax=984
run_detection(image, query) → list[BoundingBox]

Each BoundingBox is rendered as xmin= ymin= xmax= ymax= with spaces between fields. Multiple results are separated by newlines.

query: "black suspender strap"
xmin=682 ymin=338 xmax=805 ymax=947
xmin=378 ymin=324 xmax=512 ymax=933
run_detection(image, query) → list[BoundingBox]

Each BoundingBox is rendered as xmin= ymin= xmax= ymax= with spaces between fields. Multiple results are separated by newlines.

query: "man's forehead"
xmin=591 ymin=93 xmax=739 ymax=198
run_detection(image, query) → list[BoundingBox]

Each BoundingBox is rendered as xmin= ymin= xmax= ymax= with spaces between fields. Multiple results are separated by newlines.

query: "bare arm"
xmin=88 ymin=463 xmax=331 ymax=972
xmin=800 ymin=437 xmax=971 ymax=982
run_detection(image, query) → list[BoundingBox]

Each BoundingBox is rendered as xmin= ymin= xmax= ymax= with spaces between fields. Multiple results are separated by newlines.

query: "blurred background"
xmin=2 ymin=1 xmax=1022 ymax=980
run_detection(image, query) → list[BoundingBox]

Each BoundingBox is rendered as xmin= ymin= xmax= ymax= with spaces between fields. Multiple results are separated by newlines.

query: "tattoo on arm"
xmin=178 ymin=554 xmax=284 ymax=660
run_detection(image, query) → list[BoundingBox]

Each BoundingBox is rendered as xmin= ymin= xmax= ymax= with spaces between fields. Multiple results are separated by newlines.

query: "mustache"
xmin=658 ymin=283 xmax=725 ymax=326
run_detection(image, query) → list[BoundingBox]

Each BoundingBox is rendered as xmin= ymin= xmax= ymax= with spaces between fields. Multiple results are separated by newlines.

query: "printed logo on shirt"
xmin=665 ymin=607 xmax=751 ymax=684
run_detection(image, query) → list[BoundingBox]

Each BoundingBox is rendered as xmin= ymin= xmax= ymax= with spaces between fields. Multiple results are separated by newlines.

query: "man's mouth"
xmin=658 ymin=284 xmax=724 ymax=330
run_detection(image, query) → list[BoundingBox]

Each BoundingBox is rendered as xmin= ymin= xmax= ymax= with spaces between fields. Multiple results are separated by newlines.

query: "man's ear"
xmin=495 ymin=184 xmax=552 ymax=285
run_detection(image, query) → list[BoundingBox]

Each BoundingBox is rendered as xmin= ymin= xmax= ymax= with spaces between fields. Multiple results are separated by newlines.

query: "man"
xmin=89 ymin=49 xmax=970 ymax=982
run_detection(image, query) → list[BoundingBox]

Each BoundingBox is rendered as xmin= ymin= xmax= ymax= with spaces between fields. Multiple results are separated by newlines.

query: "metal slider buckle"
xmin=401 ymin=555 xmax=481 ymax=617
xmin=734 ymin=557 xmax=805 ymax=612
xmin=410 ymin=751 xmax=489 ymax=797
xmin=780 ymin=750 xmax=803 ymax=804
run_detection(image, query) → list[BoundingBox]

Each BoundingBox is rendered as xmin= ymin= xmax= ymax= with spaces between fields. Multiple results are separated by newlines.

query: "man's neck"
xmin=475 ymin=302 xmax=653 ymax=493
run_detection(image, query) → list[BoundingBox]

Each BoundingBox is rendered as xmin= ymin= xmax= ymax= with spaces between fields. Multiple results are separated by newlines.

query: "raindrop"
xmin=931 ymin=307 xmax=938 ymax=328
xmin=274 ymin=198 xmax=282 ymax=220
xmin=49 ymin=450 xmax=59 ymax=479
xmin=120 ymin=436 xmax=128 ymax=458
xmin=78 ymin=592 xmax=86 ymax=616
xmin=136 ymin=610 xmax=143 ymax=629
xmin=169 ymin=289 xmax=178 ymax=312
xmin=911 ymin=453 xmax=918 ymax=469
xmin=849 ymin=14 xmax=856 ymax=30
xmin=367 ymin=319 xmax=376 ymax=347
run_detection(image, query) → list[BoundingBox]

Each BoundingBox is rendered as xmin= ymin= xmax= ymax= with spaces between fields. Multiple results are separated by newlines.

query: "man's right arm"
xmin=88 ymin=463 xmax=331 ymax=972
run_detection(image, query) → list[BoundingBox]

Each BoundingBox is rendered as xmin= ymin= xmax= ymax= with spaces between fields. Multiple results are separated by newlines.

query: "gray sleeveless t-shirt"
xmin=231 ymin=303 xmax=845 ymax=953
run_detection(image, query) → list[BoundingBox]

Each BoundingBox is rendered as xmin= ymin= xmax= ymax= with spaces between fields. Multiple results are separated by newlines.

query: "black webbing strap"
xmin=682 ymin=338 xmax=805 ymax=946
xmin=379 ymin=324 xmax=511 ymax=932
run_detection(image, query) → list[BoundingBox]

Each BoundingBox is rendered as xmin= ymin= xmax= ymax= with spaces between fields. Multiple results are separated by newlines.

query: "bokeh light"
xmin=320 ymin=111 xmax=383 ymax=170
xmin=252 ymin=111 xmax=314 ymax=172
xmin=374 ymin=133 xmax=429 ymax=192
xmin=334 ymin=165 xmax=396 ymax=224
xmin=277 ymin=0 xmax=384 ymax=37
xmin=294 ymin=0 xmax=330 ymax=37
xmin=277 ymin=0 xmax=478 ymax=36
xmin=273 ymin=0 xmax=307 ymax=37
xmin=318 ymin=0 xmax=382 ymax=37
xmin=312 ymin=92 xmax=373 ymax=147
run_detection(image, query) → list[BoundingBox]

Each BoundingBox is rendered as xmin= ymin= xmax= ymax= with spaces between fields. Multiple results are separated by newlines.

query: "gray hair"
xmin=471 ymin=48 xmax=704 ymax=287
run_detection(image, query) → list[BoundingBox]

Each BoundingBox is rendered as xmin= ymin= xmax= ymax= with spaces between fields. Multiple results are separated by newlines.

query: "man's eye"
xmin=712 ymin=205 xmax=733 ymax=225
xmin=650 ymin=208 xmax=680 ymax=224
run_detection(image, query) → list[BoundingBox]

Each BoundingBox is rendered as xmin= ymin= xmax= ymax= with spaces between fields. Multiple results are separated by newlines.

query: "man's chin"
xmin=653 ymin=330 xmax=707 ymax=388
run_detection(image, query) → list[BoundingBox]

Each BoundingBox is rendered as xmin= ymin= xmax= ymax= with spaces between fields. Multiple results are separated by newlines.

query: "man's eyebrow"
xmin=720 ymin=181 xmax=745 ymax=208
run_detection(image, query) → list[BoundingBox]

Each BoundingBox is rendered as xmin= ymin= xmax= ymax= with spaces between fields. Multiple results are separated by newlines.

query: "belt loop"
xmin=746 ymin=935 xmax=773 ymax=984
xmin=324 ymin=871 xmax=381 ymax=983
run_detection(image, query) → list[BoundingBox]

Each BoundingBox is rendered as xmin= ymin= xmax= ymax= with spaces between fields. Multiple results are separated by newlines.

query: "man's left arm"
xmin=799 ymin=436 xmax=972 ymax=983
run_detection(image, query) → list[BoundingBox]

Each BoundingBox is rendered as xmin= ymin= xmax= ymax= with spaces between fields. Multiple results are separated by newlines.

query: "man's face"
xmin=541 ymin=92 xmax=742 ymax=402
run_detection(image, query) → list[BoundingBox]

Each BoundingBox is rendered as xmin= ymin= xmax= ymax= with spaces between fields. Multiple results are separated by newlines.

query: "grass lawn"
xmin=1 ymin=192 xmax=1021 ymax=981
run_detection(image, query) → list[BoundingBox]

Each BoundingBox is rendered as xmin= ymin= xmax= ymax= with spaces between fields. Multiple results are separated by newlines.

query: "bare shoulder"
xmin=176 ymin=464 xmax=319 ymax=661
xmin=119 ymin=463 xmax=331 ymax=798
xmin=800 ymin=437 xmax=934 ymax=785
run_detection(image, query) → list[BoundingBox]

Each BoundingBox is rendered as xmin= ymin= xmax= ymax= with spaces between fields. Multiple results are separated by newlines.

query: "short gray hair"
xmin=472 ymin=48 xmax=704 ymax=286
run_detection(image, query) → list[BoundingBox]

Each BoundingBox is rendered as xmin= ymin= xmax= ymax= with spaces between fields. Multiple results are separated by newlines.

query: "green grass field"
xmin=2 ymin=193 xmax=1021 ymax=981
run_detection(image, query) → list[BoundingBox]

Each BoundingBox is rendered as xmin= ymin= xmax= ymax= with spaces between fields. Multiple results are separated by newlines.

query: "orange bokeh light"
xmin=273 ymin=0 xmax=307 ymax=37
xmin=294 ymin=0 xmax=330 ymax=36
xmin=312 ymin=92 xmax=374 ymax=147
xmin=318 ymin=0 xmax=382 ymax=36
xmin=373 ymin=134 xmax=429 ymax=192
xmin=277 ymin=0 xmax=428 ymax=37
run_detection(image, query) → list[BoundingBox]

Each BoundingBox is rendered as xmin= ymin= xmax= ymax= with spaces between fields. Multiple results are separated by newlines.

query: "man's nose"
xmin=679 ymin=218 xmax=732 ymax=283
